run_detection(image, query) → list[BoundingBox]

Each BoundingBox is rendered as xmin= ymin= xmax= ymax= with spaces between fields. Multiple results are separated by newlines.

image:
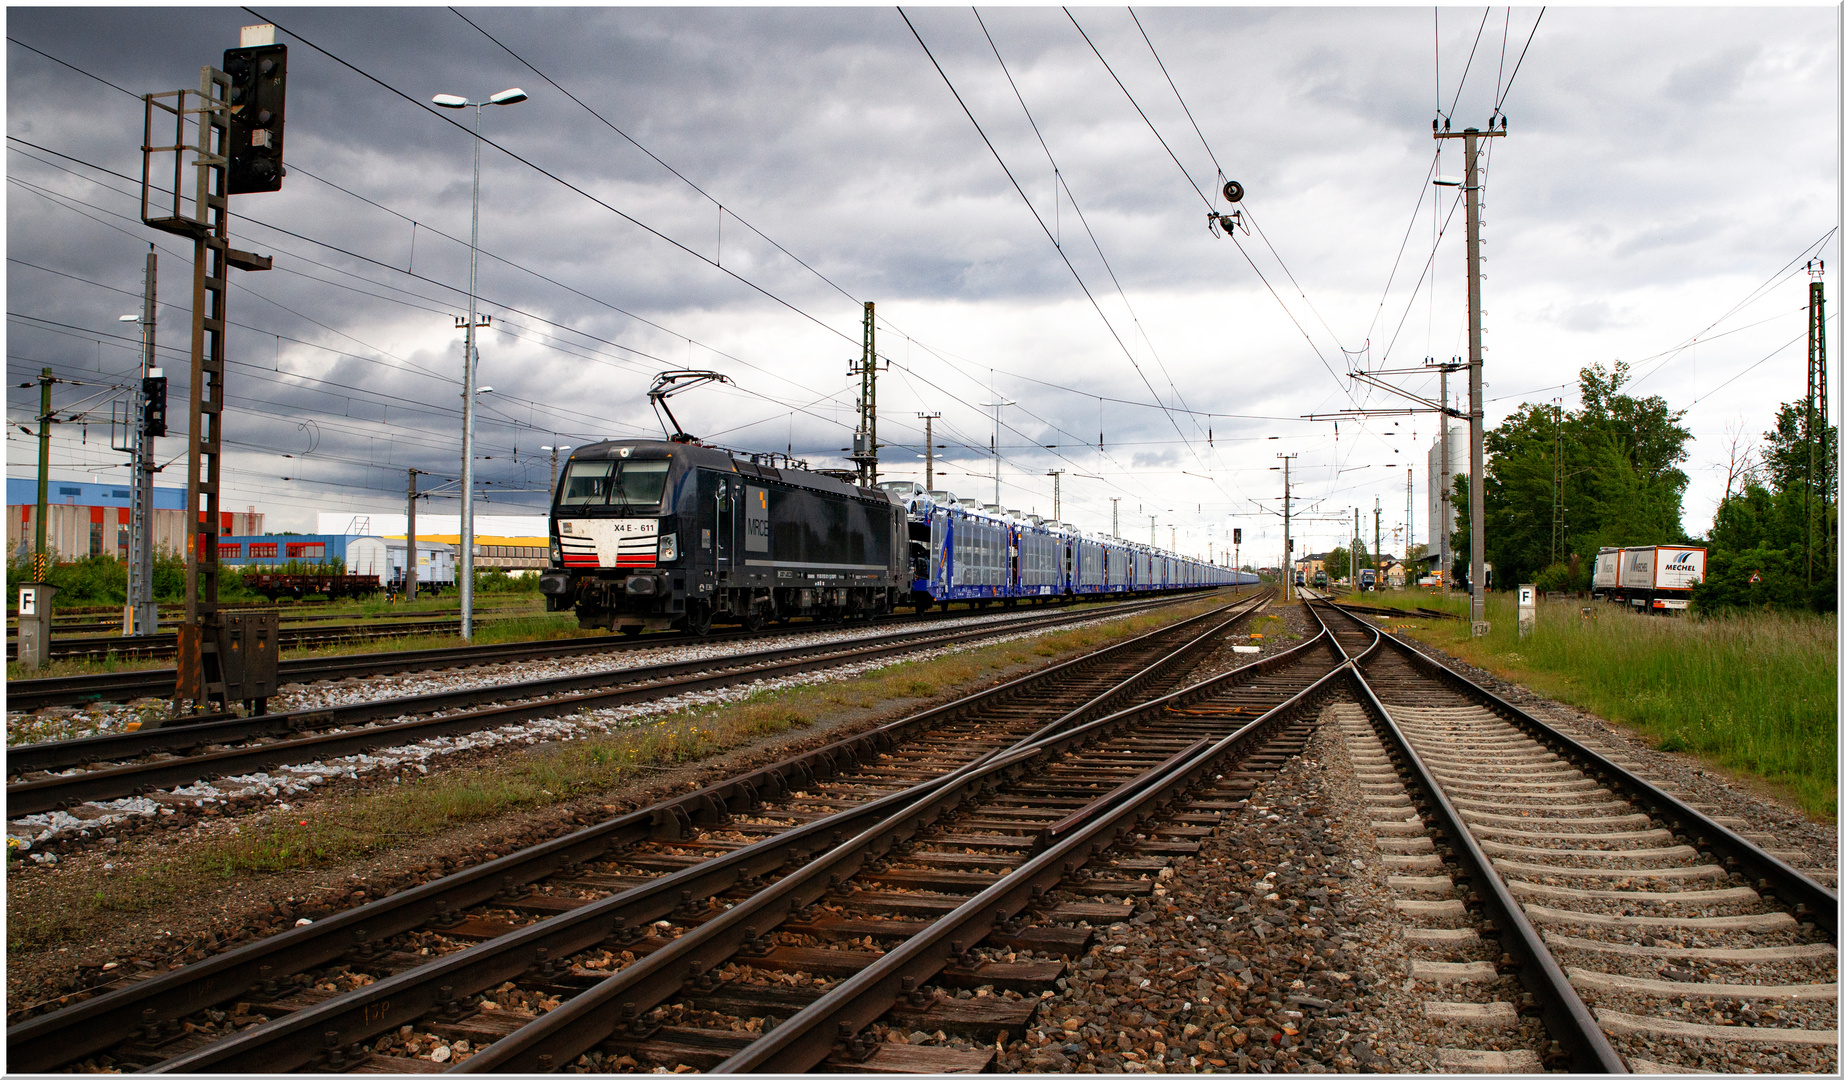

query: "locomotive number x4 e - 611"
xmin=538 ymin=441 xmax=907 ymax=635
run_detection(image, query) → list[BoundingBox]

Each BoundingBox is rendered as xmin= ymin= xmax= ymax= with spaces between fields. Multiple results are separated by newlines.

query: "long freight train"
xmin=538 ymin=440 xmax=1254 ymax=634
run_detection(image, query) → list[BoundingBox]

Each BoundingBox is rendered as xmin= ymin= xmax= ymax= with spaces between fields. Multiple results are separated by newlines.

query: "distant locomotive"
xmin=539 ymin=438 xmax=1253 ymax=635
xmin=539 ymin=440 xmax=906 ymax=635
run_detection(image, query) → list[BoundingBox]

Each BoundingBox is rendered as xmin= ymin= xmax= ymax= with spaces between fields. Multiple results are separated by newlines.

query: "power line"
xmin=9 ymin=32 xmax=1240 ymax=519
xmin=446 ymin=7 xmax=863 ymax=312
xmin=1440 ymin=8 xmax=1493 ymax=121
xmin=1063 ymin=8 xmax=1208 ymax=208
xmin=1064 ymin=9 xmax=1353 ymax=406
xmin=6 ymin=142 xmax=860 ymax=440
xmin=241 ymin=7 xmax=879 ymax=356
xmin=1496 ymin=8 xmax=1546 ymax=111
xmin=897 ymin=7 xmax=1203 ymax=468
xmin=1631 ymin=228 xmax=1837 ymax=388
xmin=973 ymin=8 xmax=1210 ymax=453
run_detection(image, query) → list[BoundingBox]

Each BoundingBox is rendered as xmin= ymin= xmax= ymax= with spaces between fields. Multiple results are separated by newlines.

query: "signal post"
xmin=140 ymin=23 xmax=285 ymax=715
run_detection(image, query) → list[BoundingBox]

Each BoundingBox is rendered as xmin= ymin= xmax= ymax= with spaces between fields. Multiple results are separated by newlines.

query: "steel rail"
xmin=460 ymin=617 xmax=1334 ymax=1073
xmin=1341 ymin=604 xmax=1838 ymax=937
xmin=9 ymin=615 xmax=909 ymax=712
xmin=9 ymin=617 xmax=499 ymax=663
xmin=8 ymin=595 xmax=1197 ymax=781
xmin=7 ymin=592 xmax=1263 ymax=1073
xmin=125 ymin=596 xmax=1264 ymax=1074
xmin=8 ymin=596 xmax=1219 ymax=813
xmin=20 ymin=604 xmax=525 ymax=634
xmin=706 ymin=648 xmax=1352 ymax=1072
xmin=1309 ymin=600 xmax=1629 ymax=1073
xmin=5 ymin=592 xmax=1198 ymax=711
xmin=1327 ymin=598 xmax=1461 ymax=621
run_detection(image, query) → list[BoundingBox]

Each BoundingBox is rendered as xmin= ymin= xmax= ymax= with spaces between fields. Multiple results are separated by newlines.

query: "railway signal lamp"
xmin=223 ymin=43 xmax=287 ymax=194
xmin=142 ymin=371 xmax=168 ymax=437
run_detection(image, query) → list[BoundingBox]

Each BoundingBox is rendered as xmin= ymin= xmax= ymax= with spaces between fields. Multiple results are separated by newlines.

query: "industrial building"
xmin=1425 ymin=424 xmax=1466 ymax=574
xmin=7 ymin=479 xmax=262 ymax=563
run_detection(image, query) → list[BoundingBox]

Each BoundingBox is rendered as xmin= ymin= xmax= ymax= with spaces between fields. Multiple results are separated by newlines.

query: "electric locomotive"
xmin=538 ymin=440 xmax=906 ymax=634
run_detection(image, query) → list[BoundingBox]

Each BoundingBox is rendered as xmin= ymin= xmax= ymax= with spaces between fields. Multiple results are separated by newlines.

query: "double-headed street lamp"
xmin=433 ymin=86 xmax=526 ymax=640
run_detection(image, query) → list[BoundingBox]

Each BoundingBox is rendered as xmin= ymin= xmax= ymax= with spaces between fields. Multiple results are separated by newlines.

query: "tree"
xmin=1324 ymin=546 xmax=1349 ymax=581
xmin=1460 ymin=361 xmax=1692 ymax=592
xmin=1694 ymin=399 xmax=1837 ymax=613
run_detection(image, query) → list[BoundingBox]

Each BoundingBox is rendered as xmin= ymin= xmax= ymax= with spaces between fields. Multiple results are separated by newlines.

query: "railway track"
xmin=8 ymin=615 xmax=531 ymax=664
xmin=13 ymin=604 xmax=517 ymax=637
xmin=1325 ymin=598 xmax=1460 ymax=622
xmin=7 ymin=589 xmax=1282 ymax=1071
xmin=1312 ymin=598 xmax=1837 ymax=1072
xmin=6 ymin=594 xmax=1228 ymax=818
xmin=6 ymin=594 xmax=1197 ymax=713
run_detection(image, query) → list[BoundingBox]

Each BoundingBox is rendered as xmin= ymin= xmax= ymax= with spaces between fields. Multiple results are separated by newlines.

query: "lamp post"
xmin=433 ymin=87 xmax=526 ymax=640
xmin=542 ymin=444 xmax=572 ymax=498
xmin=116 ymin=260 xmax=159 ymax=638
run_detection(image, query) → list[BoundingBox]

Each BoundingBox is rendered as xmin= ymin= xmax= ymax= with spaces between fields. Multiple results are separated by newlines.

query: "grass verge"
xmin=8 ymin=596 xmax=1225 ymax=949
xmin=1347 ymin=590 xmax=1837 ymax=820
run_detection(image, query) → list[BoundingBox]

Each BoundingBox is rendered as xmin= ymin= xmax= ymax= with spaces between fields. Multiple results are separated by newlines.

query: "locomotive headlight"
xmin=658 ymin=532 xmax=679 ymax=562
xmin=550 ymin=537 xmax=562 ymax=567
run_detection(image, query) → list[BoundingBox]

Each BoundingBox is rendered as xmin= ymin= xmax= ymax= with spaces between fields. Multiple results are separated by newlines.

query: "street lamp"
xmin=541 ymin=444 xmax=572 ymax=496
xmin=433 ymin=86 xmax=526 ymax=640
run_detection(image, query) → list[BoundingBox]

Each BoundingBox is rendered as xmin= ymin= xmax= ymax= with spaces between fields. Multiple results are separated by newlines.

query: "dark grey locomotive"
xmin=538 ymin=440 xmax=906 ymax=634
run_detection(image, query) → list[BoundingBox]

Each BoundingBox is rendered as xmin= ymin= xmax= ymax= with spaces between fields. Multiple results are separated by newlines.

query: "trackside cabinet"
xmin=216 ymin=609 xmax=280 ymax=713
xmin=16 ymin=582 xmax=57 ymax=670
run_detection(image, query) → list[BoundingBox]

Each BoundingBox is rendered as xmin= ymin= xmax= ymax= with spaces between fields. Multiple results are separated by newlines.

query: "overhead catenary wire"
xmin=8 ymin=31 xmax=1211 ymax=523
xmin=1495 ymin=8 xmax=1546 ymax=111
xmin=1064 ymin=8 xmax=1356 ymax=412
xmin=1126 ymin=9 xmax=1350 ymax=362
xmin=7 ymin=17 xmax=1497 ymax=540
xmin=897 ymin=7 xmax=1205 ymax=470
xmin=972 ymin=8 xmax=1215 ymax=457
xmin=5 ymin=142 xmax=865 ymax=443
xmin=9 ymin=136 xmax=1165 ymax=521
xmin=240 ymin=8 xmax=869 ymax=355
xmin=446 ymin=6 xmax=863 ymax=311
xmin=441 ymin=12 xmax=1251 ymax=507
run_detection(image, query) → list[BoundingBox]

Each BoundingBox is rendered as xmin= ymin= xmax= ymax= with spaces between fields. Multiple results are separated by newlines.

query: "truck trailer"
xmin=1592 ymin=545 xmax=1706 ymax=611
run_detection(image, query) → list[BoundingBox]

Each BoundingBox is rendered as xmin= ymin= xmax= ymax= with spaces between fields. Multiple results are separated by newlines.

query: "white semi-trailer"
xmin=1591 ymin=544 xmax=1706 ymax=611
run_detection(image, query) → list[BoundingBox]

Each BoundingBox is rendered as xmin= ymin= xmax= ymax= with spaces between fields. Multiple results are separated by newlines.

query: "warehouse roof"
xmin=7 ymin=478 xmax=188 ymax=511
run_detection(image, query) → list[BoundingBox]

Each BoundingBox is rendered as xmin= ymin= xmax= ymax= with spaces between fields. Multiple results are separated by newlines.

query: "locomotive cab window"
xmin=558 ymin=459 xmax=671 ymax=507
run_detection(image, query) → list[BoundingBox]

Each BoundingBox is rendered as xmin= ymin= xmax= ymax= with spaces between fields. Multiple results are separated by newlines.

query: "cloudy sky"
xmin=6 ymin=5 xmax=1837 ymax=563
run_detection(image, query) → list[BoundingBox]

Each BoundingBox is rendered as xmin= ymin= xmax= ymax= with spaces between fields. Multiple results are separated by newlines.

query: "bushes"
xmin=475 ymin=567 xmax=538 ymax=594
xmin=6 ymin=554 xmax=126 ymax=605
xmin=1533 ymin=562 xmax=1573 ymax=594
